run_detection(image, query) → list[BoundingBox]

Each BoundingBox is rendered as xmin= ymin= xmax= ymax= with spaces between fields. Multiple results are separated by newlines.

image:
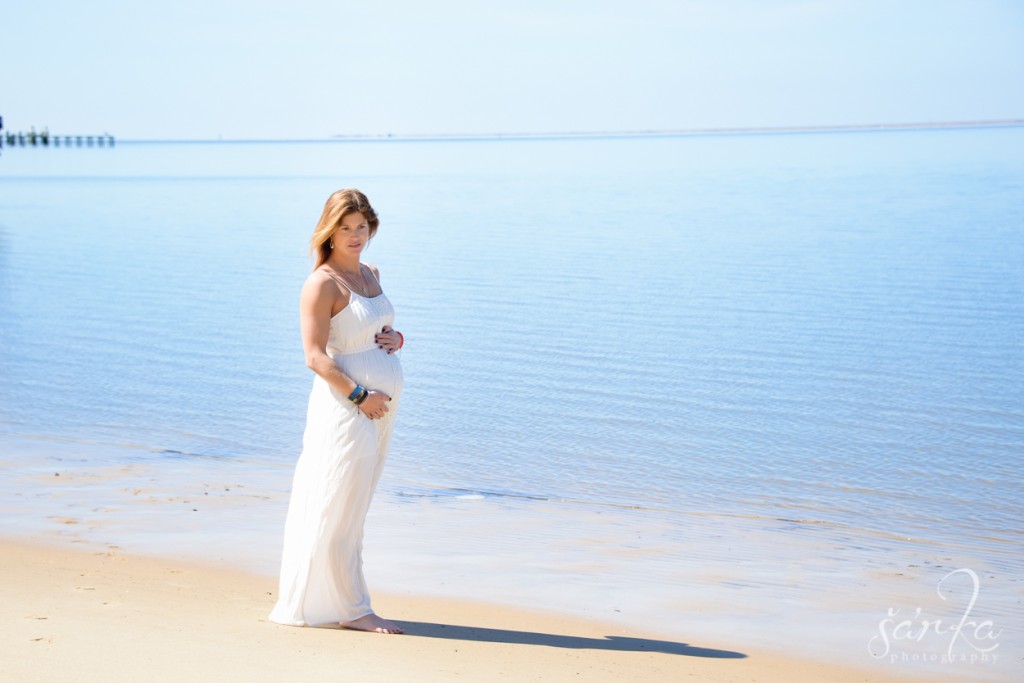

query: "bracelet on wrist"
xmin=347 ymin=385 xmax=368 ymax=405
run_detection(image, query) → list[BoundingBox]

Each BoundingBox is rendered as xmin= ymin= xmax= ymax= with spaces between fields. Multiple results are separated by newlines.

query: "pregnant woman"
xmin=269 ymin=189 xmax=405 ymax=634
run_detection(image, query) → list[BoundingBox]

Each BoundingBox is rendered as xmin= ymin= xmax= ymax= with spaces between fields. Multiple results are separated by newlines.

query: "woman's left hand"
xmin=375 ymin=325 xmax=402 ymax=354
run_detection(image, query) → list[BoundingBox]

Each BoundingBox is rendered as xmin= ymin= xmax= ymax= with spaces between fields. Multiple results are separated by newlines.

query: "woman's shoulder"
xmin=300 ymin=269 xmax=350 ymax=319
xmin=305 ymin=267 xmax=334 ymax=288
xmin=303 ymin=268 xmax=349 ymax=300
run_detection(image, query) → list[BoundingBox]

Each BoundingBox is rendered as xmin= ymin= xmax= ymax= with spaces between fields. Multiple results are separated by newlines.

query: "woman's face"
xmin=333 ymin=211 xmax=370 ymax=256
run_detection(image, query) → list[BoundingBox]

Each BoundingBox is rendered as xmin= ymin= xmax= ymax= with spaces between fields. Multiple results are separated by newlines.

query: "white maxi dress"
xmin=269 ymin=270 xmax=403 ymax=626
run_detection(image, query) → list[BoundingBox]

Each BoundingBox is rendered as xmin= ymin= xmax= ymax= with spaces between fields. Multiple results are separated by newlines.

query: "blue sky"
xmin=2 ymin=0 xmax=1022 ymax=139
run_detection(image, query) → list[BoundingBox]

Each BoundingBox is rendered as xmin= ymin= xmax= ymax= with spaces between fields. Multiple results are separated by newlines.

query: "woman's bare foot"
xmin=340 ymin=613 xmax=404 ymax=634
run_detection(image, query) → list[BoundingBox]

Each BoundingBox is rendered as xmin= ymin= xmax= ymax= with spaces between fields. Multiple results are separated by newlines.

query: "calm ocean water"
xmin=1 ymin=128 xmax=1022 ymax=676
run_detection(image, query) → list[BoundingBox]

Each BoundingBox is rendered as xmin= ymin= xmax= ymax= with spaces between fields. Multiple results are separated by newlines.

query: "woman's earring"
xmin=329 ymin=238 xmax=334 ymax=249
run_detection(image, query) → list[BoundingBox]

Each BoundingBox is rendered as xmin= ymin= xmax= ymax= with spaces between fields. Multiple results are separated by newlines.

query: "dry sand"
xmin=2 ymin=538 xmax=968 ymax=683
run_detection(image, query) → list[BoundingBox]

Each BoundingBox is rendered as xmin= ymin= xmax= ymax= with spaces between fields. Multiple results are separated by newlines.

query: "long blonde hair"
xmin=310 ymin=189 xmax=380 ymax=269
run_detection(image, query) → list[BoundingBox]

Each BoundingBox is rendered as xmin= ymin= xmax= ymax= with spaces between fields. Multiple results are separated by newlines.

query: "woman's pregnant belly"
xmin=331 ymin=349 xmax=403 ymax=404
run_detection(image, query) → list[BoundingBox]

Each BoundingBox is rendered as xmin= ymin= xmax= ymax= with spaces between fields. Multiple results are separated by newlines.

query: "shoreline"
xmin=2 ymin=537 xmax=966 ymax=683
xmin=1 ymin=433 xmax=1018 ymax=682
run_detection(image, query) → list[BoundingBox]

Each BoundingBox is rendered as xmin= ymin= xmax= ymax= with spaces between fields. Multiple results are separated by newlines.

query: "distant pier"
xmin=0 ymin=119 xmax=114 ymax=150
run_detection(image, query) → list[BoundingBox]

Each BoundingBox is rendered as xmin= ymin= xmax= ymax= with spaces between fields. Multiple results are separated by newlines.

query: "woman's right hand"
xmin=358 ymin=390 xmax=392 ymax=420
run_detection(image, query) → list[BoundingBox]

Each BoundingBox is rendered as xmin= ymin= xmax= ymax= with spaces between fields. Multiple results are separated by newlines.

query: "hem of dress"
xmin=338 ymin=609 xmax=376 ymax=625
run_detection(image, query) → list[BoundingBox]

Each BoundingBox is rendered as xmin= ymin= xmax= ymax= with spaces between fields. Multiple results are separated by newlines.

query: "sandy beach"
xmin=2 ymin=435 xmax=1014 ymax=682
xmin=4 ymin=538 xmax=972 ymax=683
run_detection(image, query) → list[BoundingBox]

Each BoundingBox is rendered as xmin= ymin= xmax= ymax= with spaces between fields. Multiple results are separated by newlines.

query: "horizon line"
xmin=335 ymin=118 xmax=1024 ymax=140
xmin=35 ymin=118 xmax=1024 ymax=145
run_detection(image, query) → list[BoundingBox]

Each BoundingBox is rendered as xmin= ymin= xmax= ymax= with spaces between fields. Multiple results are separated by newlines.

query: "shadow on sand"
xmin=393 ymin=621 xmax=747 ymax=658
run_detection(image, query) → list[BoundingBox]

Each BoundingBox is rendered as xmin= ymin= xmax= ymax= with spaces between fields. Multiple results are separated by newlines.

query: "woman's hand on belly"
xmin=359 ymin=390 xmax=392 ymax=420
xmin=375 ymin=325 xmax=402 ymax=355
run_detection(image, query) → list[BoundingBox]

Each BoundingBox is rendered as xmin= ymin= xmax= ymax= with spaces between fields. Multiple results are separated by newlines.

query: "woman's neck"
xmin=326 ymin=253 xmax=361 ymax=274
